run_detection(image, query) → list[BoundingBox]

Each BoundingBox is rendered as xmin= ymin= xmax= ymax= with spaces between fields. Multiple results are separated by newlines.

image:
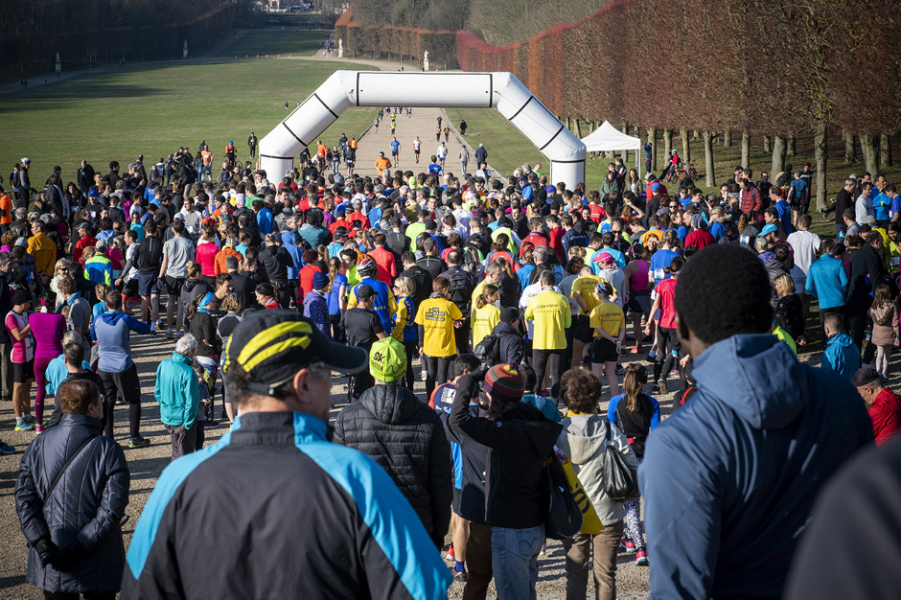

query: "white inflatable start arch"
xmin=259 ymin=71 xmax=586 ymax=189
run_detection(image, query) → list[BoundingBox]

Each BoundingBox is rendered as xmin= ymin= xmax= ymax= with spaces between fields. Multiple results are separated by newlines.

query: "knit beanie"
xmin=484 ymin=364 xmax=524 ymax=402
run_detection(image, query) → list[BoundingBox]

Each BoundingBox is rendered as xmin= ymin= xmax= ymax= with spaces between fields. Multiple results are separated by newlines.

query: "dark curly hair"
xmin=674 ymin=244 xmax=772 ymax=345
xmin=560 ymin=369 xmax=602 ymax=414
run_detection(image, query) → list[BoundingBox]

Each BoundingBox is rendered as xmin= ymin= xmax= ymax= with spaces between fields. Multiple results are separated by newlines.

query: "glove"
xmin=33 ymin=537 xmax=60 ymax=567
xmin=52 ymin=540 xmax=85 ymax=568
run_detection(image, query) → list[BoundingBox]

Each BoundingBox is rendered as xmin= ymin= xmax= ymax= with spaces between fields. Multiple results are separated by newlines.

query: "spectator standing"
xmin=16 ymin=379 xmax=128 ymax=599
xmin=638 ymin=244 xmax=873 ymax=599
xmin=334 ymin=337 xmax=453 ymax=548
xmin=154 ymin=334 xmax=201 ymax=460
xmin=160 ymin=220 xmax=195 ymax=340
xmin=29 ymin=298 xmax=65 ymax=433
xmin=524 ymin=270 xmax=571 ymax=398
xmin=7 ymin=290 xmax=35 ymax=431
xmin=851 ymin=367 xmax=901 ymax=446
xmin=416 ymin=276 xmax=463 ymax=400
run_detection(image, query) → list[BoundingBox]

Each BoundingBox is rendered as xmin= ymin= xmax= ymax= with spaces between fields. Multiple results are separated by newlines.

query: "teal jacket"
xmin=821 ymin=332 xmax=860 ymax=381
xmin=154 ymin=352 xmax=200 ymax=430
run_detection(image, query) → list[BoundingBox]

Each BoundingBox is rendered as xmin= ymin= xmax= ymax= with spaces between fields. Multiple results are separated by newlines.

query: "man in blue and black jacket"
xmin=121 ymin=311 xmax=452 ymax=600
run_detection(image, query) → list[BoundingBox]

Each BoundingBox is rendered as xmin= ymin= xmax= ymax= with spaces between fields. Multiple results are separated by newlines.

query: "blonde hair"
xmin=774 ymin=273 xmax=795 ymax=295
xmin=394 ymin=276 xmax=414 ymax=297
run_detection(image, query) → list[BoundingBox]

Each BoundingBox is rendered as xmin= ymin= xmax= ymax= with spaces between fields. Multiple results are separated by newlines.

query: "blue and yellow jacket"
xmin=123 ymin=411 xmax=452 ymax=599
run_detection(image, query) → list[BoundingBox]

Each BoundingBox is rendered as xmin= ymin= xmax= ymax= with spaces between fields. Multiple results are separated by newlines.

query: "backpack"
xmin=473 ymin=332 xmax=500 ymax=369
xmin=545 ymin=452 xmax=583 ymax=540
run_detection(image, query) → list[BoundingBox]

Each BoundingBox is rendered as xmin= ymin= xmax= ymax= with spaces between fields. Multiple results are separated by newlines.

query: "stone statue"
xmin=423 ymin=50 xmax=429 ymax=72
xmin=338 ymin=38 xmax=344 ymax=58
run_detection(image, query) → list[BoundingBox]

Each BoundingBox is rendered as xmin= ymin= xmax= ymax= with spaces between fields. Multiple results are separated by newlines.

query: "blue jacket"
xmin=639 ymin=334 xmax=873 ymax=599
xmin=822 ymin=332 xmax=860 ymax=380
xmin=90 ymin=312 xmax=150 ymax=372
xmin=154 ymin=352 xmax=200 ymax=430
xmin=805 ymin=255 xmax=848 ymax=310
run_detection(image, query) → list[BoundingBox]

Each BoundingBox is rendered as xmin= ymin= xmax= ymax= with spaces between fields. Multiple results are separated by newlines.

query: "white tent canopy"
xmin=580 ymin=120 xmax=643 ymax=179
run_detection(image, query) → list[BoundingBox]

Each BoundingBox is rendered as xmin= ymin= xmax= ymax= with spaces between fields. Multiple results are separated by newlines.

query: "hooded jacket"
xmin=333 ymin=385 xmax=452 ymax=546
xmin=495 ymin=321 xmax=523 ymax=365
xmin=450 ymin=371 xmax=563 ymax=529
xmin=555 ymin=414 xmax=637 ymax=526
xmin=15 ymin=414 xmax=129 ymax=594
xmin=805 ymin=254 xmax=848 ymax=310
xmin=822 ymin=332 xmax=860 ymax=380
xmin=639 ymin=334 xmax=873 ymax=600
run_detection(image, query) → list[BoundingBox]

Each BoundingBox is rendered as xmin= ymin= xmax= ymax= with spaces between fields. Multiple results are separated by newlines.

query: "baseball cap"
xmin=500 ymin=307 xmax=519 ymax=324
xmin=651 ymin=183 xmax=661 ymax=192
xmin=760 ymin=224 xmax=778 ymax=236
xmin=333 ymin=226 xmax=348 ymax=239
xmin=223 ymin=311 xmax=367 ymax=396
xmin=851 ymin=366 xmax=882 ymax=387
xmin=425 ymin=219 xmax=438 ymax=230
xmin=484 ymin=364 xmax=524 ymax=401
xmin=369 ymin=337 xmax=406 ymax=383
xmin=597 ymin=252 xmax=615 ymax=264
xmin=356 ymin=284 xmax=376 ymax=300
xmin=88 ymin=190 xmax=98 ymax=197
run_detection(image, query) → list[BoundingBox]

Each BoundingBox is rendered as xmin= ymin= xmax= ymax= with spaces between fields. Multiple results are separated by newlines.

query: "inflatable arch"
xmin=259 ymin=71 xmax=586 ymax=189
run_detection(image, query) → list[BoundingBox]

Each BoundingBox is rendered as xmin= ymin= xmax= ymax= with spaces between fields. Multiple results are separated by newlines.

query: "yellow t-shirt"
xmin=524 ymin=289 xmax=571 ymax=350
xmin=589 ymin=302 xmax=625 ymax=339
xmin=415 ymin=297 xmax=463 ymax=357
xmin=570 ymin=275 xmax=602 ymax=316
xmin=471 ymin=303 xmax=500 ymax=348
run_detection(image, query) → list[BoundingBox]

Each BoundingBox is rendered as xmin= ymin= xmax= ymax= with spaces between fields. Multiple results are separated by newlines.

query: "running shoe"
xmin=0 ymin=441 xmax=16 ymax=455
xmin=128 ymin=436 xmax=151 ymax=449
xmin=24 ymin=415 xmax=37 ymax=425
xmin=15 ymin=418 xmax=34 ymax=432
xmin=615 ymin=365 xmax=624 ymax=376
xmin=635 ymin=549 xmax=649 ymax=566
xmin=444 ymin=544 xmax=455 ymax=561
xmin=35 ymin=425 xmax=45 ymax=434
xmin=620 ymin=539 xmax=637 ymax=553
xmin=453 ymin=570 xmax=469 ymax=583
xmin=651 ymin=383 xmax=660 ymax=393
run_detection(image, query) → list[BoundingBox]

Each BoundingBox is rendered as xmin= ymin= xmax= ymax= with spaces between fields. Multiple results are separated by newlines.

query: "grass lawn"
xmin=0 ymin=57 xmax=377 ymax=181
xmin=444 ymin=107 xmax=901 ymax=239
xmin=220 ymin=30 xmax=330 ymax=58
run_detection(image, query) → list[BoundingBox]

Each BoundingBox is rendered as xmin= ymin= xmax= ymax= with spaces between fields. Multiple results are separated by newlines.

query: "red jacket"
xmin=519 ymin=232 xmax=548 ymax=257
xmin=548 ymin=226 xmax=565 ymax=260
xmin=740 ymin=185 xmax=763 ymax=214
xmin=368 ymin=246 xmax=397 ymax=286
xmin=685 ymin=229 xmax=716 ymax=250
xmin=869 ymin=387 xmax=901 ymax=445
xmin=298 ymin=264 xmax=323 ymax=303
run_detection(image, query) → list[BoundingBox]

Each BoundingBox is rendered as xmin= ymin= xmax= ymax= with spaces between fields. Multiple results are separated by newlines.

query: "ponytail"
xmin=476 ymin=284 xmax=499 ymax=309
xmin=623 ymin=364 xmax=648 ymax=412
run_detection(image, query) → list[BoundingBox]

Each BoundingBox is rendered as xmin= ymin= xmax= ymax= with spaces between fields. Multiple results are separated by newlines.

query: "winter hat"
xmin=500 ymin=307 xmax=519 ymax=324
xmin=312 ymin=271 xmax=329 ymax=291
xmin=369 ymin=337 xmax=406 ymax=383
xmin=484 ymin=364 xmax=524 ymax=401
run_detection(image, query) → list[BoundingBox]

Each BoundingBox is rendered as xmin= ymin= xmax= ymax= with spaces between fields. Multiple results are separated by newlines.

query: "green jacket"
xmin=154 ymin=352 xmax=200 ymax=430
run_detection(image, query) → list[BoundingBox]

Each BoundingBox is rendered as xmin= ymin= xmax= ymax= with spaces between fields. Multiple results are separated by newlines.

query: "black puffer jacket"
xmin=495 ymin=321 xmax=524 ymax=364
xmin=332 ymin=384 xmax=452 ymax=546
xmin=15 ymin=414 xmax=130 ymax=594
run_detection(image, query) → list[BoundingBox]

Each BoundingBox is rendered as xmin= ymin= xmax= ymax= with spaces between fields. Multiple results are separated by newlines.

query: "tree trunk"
xmin=741 ymin=131 xmax=750 ymax=168
xmin=763 ymin=135 xmax=771 ymax=153
xmin=680 ymin=129 xmax=691 ymax=162
xmin=723 ymin=129 xmax=732 ymax=147
xmin=787 ymin=136 xmax=796 ymax=156
xmin=647 ymin=128 xmax=657 ymax=173
xmin=814 ymin=121 xmax=827 ymax=210
xmin=663 ymin=129 xmax=673 ymax=170
xmin=692 ymin=130 xmax=700 ymax=140
xmin=861 ymin=133 xmax=878 ymax=177
xmin=771 ymin=136 xmax=787 ymax=178
xmin=844 ymin=131 xmax=858 ymax=163
xmin=880 ymin=133 xmax=893 ymax=168
xmin=703 ymin=131 xmax=716 ymax=187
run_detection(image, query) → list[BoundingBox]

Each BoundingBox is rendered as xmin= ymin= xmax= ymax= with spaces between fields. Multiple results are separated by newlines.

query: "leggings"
xmin=403 ymin=341 xmax=417 ymax=390
xmin=653 ymin=326 xmax=681 ymax=384
xmin=876 ymin=344 xmax=892 ymax=375
xmin=533 ymin=348 xmax=563 ymax=398
xmin=34 ymin=354 xmax=56 ymax=425
xmin=423 ymin=354 xmax=455 ymax=401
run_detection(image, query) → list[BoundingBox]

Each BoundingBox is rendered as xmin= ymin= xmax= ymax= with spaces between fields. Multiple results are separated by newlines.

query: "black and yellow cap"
xmin=223 ymin=310 xmax=367 ymax=395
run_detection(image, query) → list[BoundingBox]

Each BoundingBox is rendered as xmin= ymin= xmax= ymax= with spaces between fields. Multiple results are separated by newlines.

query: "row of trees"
xmin=456 ymin=0 xmax=901 ymax=205
xmin=0 ymin=3 xmax=236 ymax=74
xmin=335 ymin=7 xmax=458 ymax=68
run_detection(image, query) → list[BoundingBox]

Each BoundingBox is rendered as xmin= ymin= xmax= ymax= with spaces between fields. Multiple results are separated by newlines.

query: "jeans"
xmin=533 ymin=348 xmax=563 ymax=397
xmin=561 ymin=522 xmax=625 ymax=600
xmin=491 ymin=524 xmax=544 ymax=600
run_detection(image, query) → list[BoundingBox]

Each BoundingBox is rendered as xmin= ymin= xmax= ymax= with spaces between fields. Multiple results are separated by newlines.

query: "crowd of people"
xmin=5 ymin=127 xmax=901 ymax=600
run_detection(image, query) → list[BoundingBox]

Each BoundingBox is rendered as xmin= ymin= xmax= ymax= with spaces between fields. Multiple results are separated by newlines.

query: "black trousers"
xmin=403 ymin=341 xmax=417 ymax=390
xmin=532 ymin=348 xmax=563 ymax=398
xmin=462 ymin=521 xmax=493 ymax=600
xmin=454 ymin=319 xmax=472 ymax=355
xmin=44 ymin=591 xmax=116 ymax=600
xmin=654 ymin=326 xmax=681 ymax=384
xmin=99 ymin=364 xmax=142 ymax=439
xmin=424 ymin=354 xmax=455 ymax=401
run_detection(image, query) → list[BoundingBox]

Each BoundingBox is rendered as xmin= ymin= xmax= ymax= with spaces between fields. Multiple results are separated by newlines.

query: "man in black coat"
xmin=77 ymin=160 xmax=95 ymax=195
xmin=833 ymin=179 xmax=856 ymax=238
xmin=848 ymin=232 xmax=889 ymax=358
xmin=15 ymin=379 xmax=130 ymax=599
xmin=333 ymin=337 xmax=452 ymax=548
xmin=225 ymin=255 xmax=256 ymax=311
xmin=400 ymin=251 xmax=433 ymax=308
xmin=443 ymin=250 xmax=478 ymax=353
